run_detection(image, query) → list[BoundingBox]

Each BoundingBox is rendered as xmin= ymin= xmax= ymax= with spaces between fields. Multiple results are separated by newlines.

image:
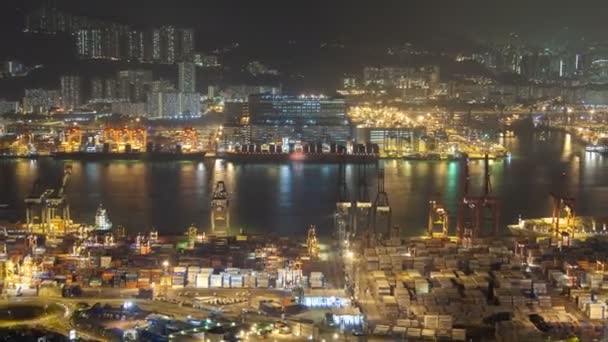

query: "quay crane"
xmin=102 ymin=126 xmax=147 ymax=152
xmin=428 ymin=198 xmax=449 ymax=238
xmin=335 ymin=162 xmax=353 ymax=248
xmin=551 ymin=173 xmax=576 ymax=239
xmin=456 ymin=154 xmax=500 ymax=241
xmin=372 ymin=168 xmax=392 ymax=243
xmin=307 ymin=224 xmax=319 ymax=258
xmin=178 ymin=127 xmax=198 ymax=152
xmin=45 ymin=164 xmax=72 ymax=235
xmin=59 ymin=126 xmax=82 ymax=152
xmin=25 ymin=164 xmax=73 ymax=235
xmin=211 ymin=181 xmax=230 ymax=236
xmin=354 ymin=164 xmax=372 ymax=246
xmin=24 ymin=179 xmax=53 ymax=230
xmin=186 ymin=224 xmax=202 ymax=249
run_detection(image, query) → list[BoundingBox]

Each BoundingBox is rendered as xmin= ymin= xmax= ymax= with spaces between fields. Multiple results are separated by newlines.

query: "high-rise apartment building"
xmin=147 ymin=91 xmax=200 ymax=119
xmin=151 ymin=29 xmax=162 ymax=62
xmin=23 ymin=89 xmax=61 ymax=114
xmin=90 ymin=78 xmax=105 ymax=101
xmin=127 ymin=30 xmax=145 ymax=62
xmin=104 ymin=79 xmax=117 ymax=100
xmin=160 ymin=25 xmax=176 ymax=64
xmin=178 ymin=62 xmax=196 ymax=93
xmin=60 ymin=75 xmax=82 ymax=110
xmin=178 ymin=28 xmax=195 ymax=61
xmin=116 ymin=70 xmax=153 ymax=102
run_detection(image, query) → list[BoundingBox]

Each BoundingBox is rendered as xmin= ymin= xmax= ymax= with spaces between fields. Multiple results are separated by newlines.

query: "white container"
xmin=231 ymin=275 xmax=244 ymax=288
xmin=222 ymin=273 xmax=231 ymax=288
xmin=196 ymin=273 xmax=210 ymax=288
xmin=210 ymin=274 xmax=223 ymax=288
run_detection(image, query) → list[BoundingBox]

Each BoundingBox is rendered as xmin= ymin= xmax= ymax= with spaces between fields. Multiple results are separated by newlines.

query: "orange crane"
xmin=179 ymin=127 xmax=197 ymax=152
xmin=102 ymin=126 xmax=147 ymax=152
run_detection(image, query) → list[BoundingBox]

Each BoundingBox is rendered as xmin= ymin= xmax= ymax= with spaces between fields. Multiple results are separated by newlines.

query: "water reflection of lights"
xmin=562 ymin=133 xmax=572 ymax=159
xmin=278 ymin=165 xmax=291 ymax=206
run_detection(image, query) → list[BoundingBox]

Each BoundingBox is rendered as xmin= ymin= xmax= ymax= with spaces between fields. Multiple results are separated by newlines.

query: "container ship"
xmin=508 ymin=216 xmax=608 ymax=240
xmin=52 ymin=143 xmax=206 ymax=161
xmin=51 ymin=151 xmax=206 ymax=161
xmin=218 ymin=142 xmax=379 ymax=163
xmin=51 ymin=126 xmax=206 ymax=161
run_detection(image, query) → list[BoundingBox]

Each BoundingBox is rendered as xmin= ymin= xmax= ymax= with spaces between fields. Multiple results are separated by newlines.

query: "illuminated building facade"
xmin=23 ymin=89 xmax=60 ymax=114
xmin=147 ymin=92 xmax=200 ymax=119
xmin=178 ymin=62 xmax=196 ymax=93
xmin=246 ymin=94 xmax=351 ymax=143
xmin=117 ymin=69 xmax=153 ymax=102
xmin=90 ymin=78 xmax=104 ymax=101
xmin=60 ymin=75 xmax=82 ymax=110
xmin=127 ymin=30 xmax=145 ymax=62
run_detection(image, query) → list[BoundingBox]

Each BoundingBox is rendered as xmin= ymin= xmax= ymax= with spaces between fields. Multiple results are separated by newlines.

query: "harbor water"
xmin=1 ymin=129 xmax=607 ymax=237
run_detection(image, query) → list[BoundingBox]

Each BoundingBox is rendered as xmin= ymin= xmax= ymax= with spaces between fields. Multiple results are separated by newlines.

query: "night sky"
xmin=1 ymin=0 xmax=608 ymax=47
xmin=0 ymin=0 xmax=607 ymax=96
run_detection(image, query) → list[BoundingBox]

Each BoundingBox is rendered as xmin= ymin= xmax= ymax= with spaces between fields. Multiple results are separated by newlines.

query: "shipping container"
xmin=210 ymin=274 xmax=223 ymax=288
xmin=196 ymin=273 xmax=210 ymax=288
xmin=222 ymin=273 xmax=231 ymax=288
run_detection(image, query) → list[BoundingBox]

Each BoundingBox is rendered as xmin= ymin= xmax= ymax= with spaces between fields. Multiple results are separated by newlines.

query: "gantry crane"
xmin=354 ymin=164 xmax=372 ymax=246
xmin=102 ymin=126 xmax=147 ymax=152
xmin=335 ymin=163 xmax=353 ymax=248
xmin=373 ymin=168 xmax=391 ymax=242
xmin=45 ymin=164 xmax=73 ymax=235
xmin=551 ymin=173 xmax=576 ymax=238
xmin=179 ymin=127 xmax=198 ymax=152
xmin=456 ymin=154 xmax=500 ymax=240
xmin=211 ymin=181 xmax=230 ymax=236
xmin=307 ymin=224 xmax=319 ymax=258
xmin=25 ymin=165 xmax=72 ymax=234
xmin=24 ymin=178 xmax=53 ymax=230
xmin=428 ymin=199 xmax=449 ymax=238
xmin=187 ymin=224 xmax=198 ymax=248
xmin=60 ymin=127 xmax=82 ymax=152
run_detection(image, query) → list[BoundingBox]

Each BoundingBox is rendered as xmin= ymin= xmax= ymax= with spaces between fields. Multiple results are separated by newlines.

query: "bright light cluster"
xmin=348 ymin=106 xmax=416 ymax=128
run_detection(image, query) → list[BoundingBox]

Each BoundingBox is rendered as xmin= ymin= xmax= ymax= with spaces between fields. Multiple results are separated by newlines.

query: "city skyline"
xmin=2 ymin=3 xmax=608 ymax=342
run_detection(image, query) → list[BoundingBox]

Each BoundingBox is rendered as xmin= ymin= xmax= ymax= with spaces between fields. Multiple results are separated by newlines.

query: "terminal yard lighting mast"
xmin=211 ymin=181 xmax=230 ymax=236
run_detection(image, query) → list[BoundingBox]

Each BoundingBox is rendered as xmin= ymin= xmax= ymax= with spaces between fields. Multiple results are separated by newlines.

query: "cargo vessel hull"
xmin=218 ymin=152 xmax=377 ymax=163
xmin=51 ymin=151 xmax=206 ymax=161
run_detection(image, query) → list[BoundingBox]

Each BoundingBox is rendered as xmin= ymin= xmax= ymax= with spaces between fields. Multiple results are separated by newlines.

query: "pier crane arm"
xmin=57 ymin=165 xmax=73 ymax=197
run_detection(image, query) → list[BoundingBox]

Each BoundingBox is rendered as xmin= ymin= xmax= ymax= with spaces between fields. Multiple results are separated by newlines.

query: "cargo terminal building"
xmin=235 ymin=94 xmax=353 ymax=145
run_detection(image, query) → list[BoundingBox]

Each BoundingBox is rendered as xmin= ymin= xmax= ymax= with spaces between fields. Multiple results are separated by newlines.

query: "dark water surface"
xmin=1 ymin=130 xmax=607 ymax=237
